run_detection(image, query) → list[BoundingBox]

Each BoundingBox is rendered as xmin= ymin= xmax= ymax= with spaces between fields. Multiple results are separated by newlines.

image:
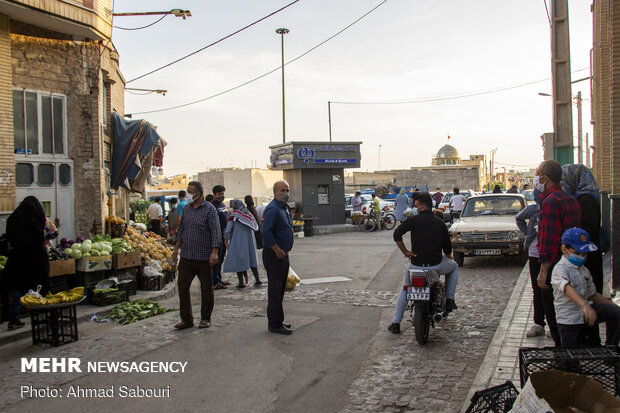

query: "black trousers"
xmin=150 ymin=220 xmax=161 ymax=235
xmin=584 ymin=249 xmax=604 ymax=345
xmin=540 ymin=260 xmax=561 ymax=346
xmin=177 ymin=257 xmax=214 ymax=323
xmin=263 ymin=248 xmax=289 ymax=329
xmin=558 ymin=302 xmax=620 ymax=347
xmin=528 ymin=257 xmax=545 ymax=326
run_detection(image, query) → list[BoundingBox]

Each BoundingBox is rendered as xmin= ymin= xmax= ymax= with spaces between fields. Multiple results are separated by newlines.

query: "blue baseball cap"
xmin=561 ymin=227 xmax=598 ymax=253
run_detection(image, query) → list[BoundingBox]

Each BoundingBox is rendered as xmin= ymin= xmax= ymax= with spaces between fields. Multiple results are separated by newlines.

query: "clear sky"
xmin=112 ymin=0 xmax=594 ymax=176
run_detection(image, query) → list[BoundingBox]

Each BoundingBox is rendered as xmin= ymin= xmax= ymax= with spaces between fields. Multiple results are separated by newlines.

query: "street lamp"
xmin=378 ymin=144 xmax=382 ymax=170
xmin=113 ymin=9 xmax=191 ymax=18
xmin=539 ymin=91 xmax=585 ymax=164
xmin=276 ymin=28 xmax=289 ymax=144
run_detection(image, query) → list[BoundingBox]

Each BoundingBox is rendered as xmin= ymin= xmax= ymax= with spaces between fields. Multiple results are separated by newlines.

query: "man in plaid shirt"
xmin=172 ymin=181 xmax=221 ymax=330
xmin=536 ymin=160 xmax=581 ymax=346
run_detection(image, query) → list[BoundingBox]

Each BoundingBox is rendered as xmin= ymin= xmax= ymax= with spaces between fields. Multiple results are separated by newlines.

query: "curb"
xmin=0 ymin=284 xmax=178 ymax=347
xmin=312 ymin=224 xmax=359 ymax=235
xmin=460 ymin=263 xmax=530 ymax=413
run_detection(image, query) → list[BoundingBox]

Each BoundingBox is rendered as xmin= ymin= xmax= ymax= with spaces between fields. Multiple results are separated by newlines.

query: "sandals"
xmin=174 ymin=321 xmax=194 ymax=330
xmin=198 ymin=320 xmax=211 ymax=329
xmin=213 ymin=283 xmax=227 ymax=290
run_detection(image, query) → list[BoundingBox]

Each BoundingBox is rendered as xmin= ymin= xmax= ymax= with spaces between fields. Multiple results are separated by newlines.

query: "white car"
xmin=437 ymin=191 xmax=476 ymax=221
xmin=449 ymin=193 xmax=527 ymax=266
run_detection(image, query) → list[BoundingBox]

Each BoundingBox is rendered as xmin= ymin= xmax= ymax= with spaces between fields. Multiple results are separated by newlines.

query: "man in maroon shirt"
xmin=536 ymin=160 xmax=581 ymax=346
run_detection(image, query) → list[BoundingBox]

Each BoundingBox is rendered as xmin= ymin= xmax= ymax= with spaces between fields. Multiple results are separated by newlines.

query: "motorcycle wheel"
xmin=382 ymin=213 xmax=396 ymax=230
xmin=413 ymin=303 xmax=430 ymax=345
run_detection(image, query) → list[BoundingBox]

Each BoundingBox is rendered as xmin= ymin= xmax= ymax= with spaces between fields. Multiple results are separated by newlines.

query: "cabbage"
xmin=72 ymin=250 xmax=83 ymax=259
xmin=80 ymin=243 xmax=91 ymax=253
xmin=82 ymin=252 xmax=91 ymax=257
xmin=71 ymin=243 xmax=81 ymax=250
xmin=93 ymin=242 xmax=105 ymax=252
xmin=104 ymin=245 xmax=113 ymax=254
xmin=82 ymin=239 xmax=92 ymax=247
xmin=90 ymin=249 xmax=100 ymax=257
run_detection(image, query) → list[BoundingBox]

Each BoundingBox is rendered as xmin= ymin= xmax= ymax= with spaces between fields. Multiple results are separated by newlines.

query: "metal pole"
xmin=276 ymin=28 xmax=289 ymax=144
xmin=576 ymin=91 xmax=583 ymax=164
xmin=585 ymin=133 xmax=590 ymax=168
xmin=378 ymin=145 xmax=381 ymax=170
xmin=328 ymin=101 xmax=332 ymax=142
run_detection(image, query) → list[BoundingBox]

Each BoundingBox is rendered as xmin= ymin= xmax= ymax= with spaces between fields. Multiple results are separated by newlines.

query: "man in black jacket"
xmin=388 ymin=193 xmax=459 ymax=334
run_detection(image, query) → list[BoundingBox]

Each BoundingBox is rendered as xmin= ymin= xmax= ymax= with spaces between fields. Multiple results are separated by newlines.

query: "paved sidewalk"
xmin=461 ymin=264 xmax=553 ymax=412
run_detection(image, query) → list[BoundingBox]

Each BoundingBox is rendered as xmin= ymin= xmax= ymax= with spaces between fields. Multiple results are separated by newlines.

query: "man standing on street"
xmin=169 ymin=190 xmax=188 ymax=237
xmin=448 ymin=187 xmax=465 ymax=223
xmin=432 ymin=188 xmax=443 ymax=208
xmin=211 ymin=185 xmax=230 ymax=290
xmin=262 ymin=180 xmax=294 ymax=335
xmin=351 ymin=191 xmax=363 ymax=224
xmin=172 ymin=181 xmax=221 ymax=330
xmin=388 ymin=193 xmax=459 ymax=334
xmin=147 ymin=197 xmax=163 ymax=235
xmin=371 ymin=193 xmax=382 ymax=229
xmin=536 ymin=160 xmax=581 ymax=346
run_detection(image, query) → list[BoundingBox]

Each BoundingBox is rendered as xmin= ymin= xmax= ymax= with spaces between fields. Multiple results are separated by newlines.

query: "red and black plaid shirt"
xmin=537 ymin=184 xmax=581 ymax=263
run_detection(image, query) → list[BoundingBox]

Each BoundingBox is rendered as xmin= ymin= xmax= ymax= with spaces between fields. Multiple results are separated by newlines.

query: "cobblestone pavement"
xmin=340 ymin=256 xmax=523 ymax=413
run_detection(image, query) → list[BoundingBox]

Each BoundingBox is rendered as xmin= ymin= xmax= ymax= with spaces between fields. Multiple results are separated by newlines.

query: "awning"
xmin=111 ymin=112 xmax=162 ymax=193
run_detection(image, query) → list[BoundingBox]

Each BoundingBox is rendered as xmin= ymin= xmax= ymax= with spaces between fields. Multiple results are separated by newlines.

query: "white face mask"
xmin=534 ymin=175 xmax=545 ymax=193
xmin=185 ymin=193 xmax=195 ymax=204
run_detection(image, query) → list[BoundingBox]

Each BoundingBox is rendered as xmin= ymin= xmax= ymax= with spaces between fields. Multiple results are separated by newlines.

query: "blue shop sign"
xmin=314 ymin=159 xmax=357 ymax=164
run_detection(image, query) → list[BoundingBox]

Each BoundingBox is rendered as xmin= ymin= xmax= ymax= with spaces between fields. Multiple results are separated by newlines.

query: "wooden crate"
xmin=49 ymin=259 xmax=76 ymax=277
xmin=112 ymin=251 xmax=141 ymax=269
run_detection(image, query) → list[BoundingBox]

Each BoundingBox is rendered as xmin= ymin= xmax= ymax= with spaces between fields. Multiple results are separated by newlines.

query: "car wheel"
xmin=453 ymin=251 xmax=464 ymax=267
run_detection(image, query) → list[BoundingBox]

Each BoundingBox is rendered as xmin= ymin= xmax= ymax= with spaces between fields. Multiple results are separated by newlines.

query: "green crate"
xmin=90 ymin=289 xmax=128 ymax=307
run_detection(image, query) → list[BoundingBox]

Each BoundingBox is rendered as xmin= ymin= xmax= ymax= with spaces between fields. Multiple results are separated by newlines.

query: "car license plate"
xmin=407 ymin=286 xmax=430 ymax=301
xmin=474 ymin=249 xmax=501 ymax=255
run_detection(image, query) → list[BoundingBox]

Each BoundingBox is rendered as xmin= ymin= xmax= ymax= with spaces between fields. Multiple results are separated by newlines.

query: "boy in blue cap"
xmin=551 ymin=227 xmax=620 ymax=347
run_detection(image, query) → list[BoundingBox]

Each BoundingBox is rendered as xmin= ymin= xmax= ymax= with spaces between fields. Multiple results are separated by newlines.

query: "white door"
xmin=15 ymin=158 xmax=75 ymax=241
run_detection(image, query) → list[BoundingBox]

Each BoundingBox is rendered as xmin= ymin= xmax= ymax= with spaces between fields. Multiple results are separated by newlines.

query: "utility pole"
xmin=378 ymin=145 xmax=382 ymax=171
xmin=585 ymin=133 xmax=591 ymax=168
xmin=490 ymin=148 xmax=497 ymax=190
xmin=550 ymin=0 xmax=574 ymax=164
xmin=328 ymin=101 xmax=332 ymax=142
xmin=576 ymin=91 xmax=583 ymax=164
xmin=276 ymin=28 xmax=289 ymax=144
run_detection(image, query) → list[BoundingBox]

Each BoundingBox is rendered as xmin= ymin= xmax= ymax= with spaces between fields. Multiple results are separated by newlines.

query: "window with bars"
xmin=12 ymin=89 xmax=66 ymax=155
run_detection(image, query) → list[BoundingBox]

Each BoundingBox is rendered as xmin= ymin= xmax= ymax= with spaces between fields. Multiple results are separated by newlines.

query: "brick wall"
xmin=611 ymin=1 xmax=620 ymax=193
xmin=393 ymin=167 xmax=482 ymax=192
xmin=10 ymin=23 xmax=104 ymax=235
xmin=0 ymin=15 xmax=15 ymax=212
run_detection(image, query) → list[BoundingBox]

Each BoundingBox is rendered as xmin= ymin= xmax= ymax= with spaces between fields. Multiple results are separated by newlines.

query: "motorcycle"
xmin=406 ymin=268 xmax=449 ymax=345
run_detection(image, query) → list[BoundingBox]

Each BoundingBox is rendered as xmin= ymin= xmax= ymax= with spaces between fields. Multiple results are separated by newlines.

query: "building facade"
xmin=0 ymin=0 xmax=128 ymax=240
xmin=193 ymin=168 xmax=284 ymax=204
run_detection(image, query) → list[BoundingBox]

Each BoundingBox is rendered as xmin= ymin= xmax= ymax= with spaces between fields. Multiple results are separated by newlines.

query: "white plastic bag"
xmin=143 ymin=262 xmax=163 ymax=277
xmin=285 ymin=267 xmax=301 ymax=291
xmin=24 ymin=285 xmax=43 ymax=299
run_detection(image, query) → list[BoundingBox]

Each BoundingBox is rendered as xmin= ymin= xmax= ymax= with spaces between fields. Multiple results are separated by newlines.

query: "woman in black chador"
xmin=1 ymin=196 xmax=50 ymax=330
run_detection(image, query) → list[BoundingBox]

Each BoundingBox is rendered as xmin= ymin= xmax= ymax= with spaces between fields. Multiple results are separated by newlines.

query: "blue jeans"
xmin=211 ymin=244 xmax=227 ymax=286
xmin=392 ymin=256 xmax=459 ymax=324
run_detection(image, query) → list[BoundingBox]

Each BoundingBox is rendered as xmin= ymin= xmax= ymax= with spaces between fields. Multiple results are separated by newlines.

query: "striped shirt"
xmin=177 ymin=201 xmax=222 ymax=261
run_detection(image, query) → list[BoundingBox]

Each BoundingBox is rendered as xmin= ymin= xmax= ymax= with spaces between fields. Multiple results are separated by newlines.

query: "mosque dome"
xmin=436 ymin=144 xmax=459 ymax=159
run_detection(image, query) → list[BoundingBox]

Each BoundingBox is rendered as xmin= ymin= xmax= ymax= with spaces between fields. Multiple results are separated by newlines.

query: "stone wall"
xmin=394 ymin=167 xmax=482 ymax=192
xmin=10 ymin=22 xmax=105 ymax=236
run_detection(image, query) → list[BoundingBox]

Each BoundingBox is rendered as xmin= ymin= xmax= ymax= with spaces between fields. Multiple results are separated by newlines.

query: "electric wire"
xmin=126 ymin=0 xmax=301 ymax=84
xmin=543 ymin=0 xmax=552 ymax=27
xmin=114 ymin=15 xmax=168 ymax=31
xmin=329 ymin=67 xmax=590 ymax=105
xmin=128 ymin=0 xmax=389 ymax=115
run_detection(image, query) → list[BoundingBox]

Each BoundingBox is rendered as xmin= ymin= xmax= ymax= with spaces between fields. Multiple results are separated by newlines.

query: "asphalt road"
xmin=0 ymin=230 xmax=523 ymax=413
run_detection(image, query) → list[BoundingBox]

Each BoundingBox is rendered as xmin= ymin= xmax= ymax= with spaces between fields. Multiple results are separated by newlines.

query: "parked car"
xmin=449 ymin=193 xmax=527 ymax=266
xmin=345 ymin=194 xmax=393 ymax=218
xmin=521 ymin=189 xmax=536 ymax=205
xmin=437 ymin=190 xmax=476 ymax=221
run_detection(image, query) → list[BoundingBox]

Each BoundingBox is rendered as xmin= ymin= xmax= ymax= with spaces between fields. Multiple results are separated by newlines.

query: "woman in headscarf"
xmin=492 ymin=185 xmax=502 ymax=193
xmin=561 ymin=164 xmax=603 ymax=345
xmin=0 ymin=196 xmax=50 ymax=330
xmin=515 ymin=188 xmax=546 ymax=338
xmin=393 ymin=188 xmax=410 ymax=224
xmin=223 ymin=199 xmax=262 ymax=288
xmin=244 ymin=195 xmax=263 ymax=250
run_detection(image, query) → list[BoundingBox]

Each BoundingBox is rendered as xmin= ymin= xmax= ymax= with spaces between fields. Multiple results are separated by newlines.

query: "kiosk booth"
xmin=269 ymin=141 xmax=362 ymax=226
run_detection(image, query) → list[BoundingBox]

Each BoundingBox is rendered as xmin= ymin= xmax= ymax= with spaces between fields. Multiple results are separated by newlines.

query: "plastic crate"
xmin=68 ymin=271 xmax=106 ymax=288
xmin=164 ymin=268 xmax=176 ymax=284
xmin=109 ymin=266 xmax=140 ymax=283
xmin=116 ymin=279 xmax=137 ymax=296
xmin=465 ymin=381 xmax=518 ymax=413
xmin=29 ymin=304 xmax=78 ymax=346
xmin=49 ymin=275 xmax=69 ymax=293
xmin=519 ymin=346 xmax=620 ymax=396
xmin=139 ymin=274 xmax=163 ymax=291
xmin=91 ymin=289 xmax=128 ymax=306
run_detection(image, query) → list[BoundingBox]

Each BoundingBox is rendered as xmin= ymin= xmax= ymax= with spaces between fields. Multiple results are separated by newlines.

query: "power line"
xmin=543 ymin=0 xmax=552 ymax=27
xmin=126 ymin=0 xmax=301 ymax=84
xmin=114 ymin=15 xmax=168 ymax=30
xmin=329 ymin=67 xmax=589 ymax=105
xmin=128 ymin=0 xmax=389 ymax=115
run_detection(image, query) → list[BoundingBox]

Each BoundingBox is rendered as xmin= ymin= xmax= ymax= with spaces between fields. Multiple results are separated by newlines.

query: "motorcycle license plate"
xmin=407 ymin=286 xmax=430 ymax=301
xmin=474 ymin=249 xmax=501 ymax=255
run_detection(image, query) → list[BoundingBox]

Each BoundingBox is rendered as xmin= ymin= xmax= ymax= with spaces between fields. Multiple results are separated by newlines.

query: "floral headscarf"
xmin=561 ymin=164 xmax=600 ymax=203
xmin=229 ymin=199 xmax=258 ymax=231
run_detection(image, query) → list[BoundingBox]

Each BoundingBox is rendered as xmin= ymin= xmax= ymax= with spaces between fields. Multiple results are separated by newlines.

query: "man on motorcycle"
xmin=388 ymin=193 xmax=459 ymax=334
